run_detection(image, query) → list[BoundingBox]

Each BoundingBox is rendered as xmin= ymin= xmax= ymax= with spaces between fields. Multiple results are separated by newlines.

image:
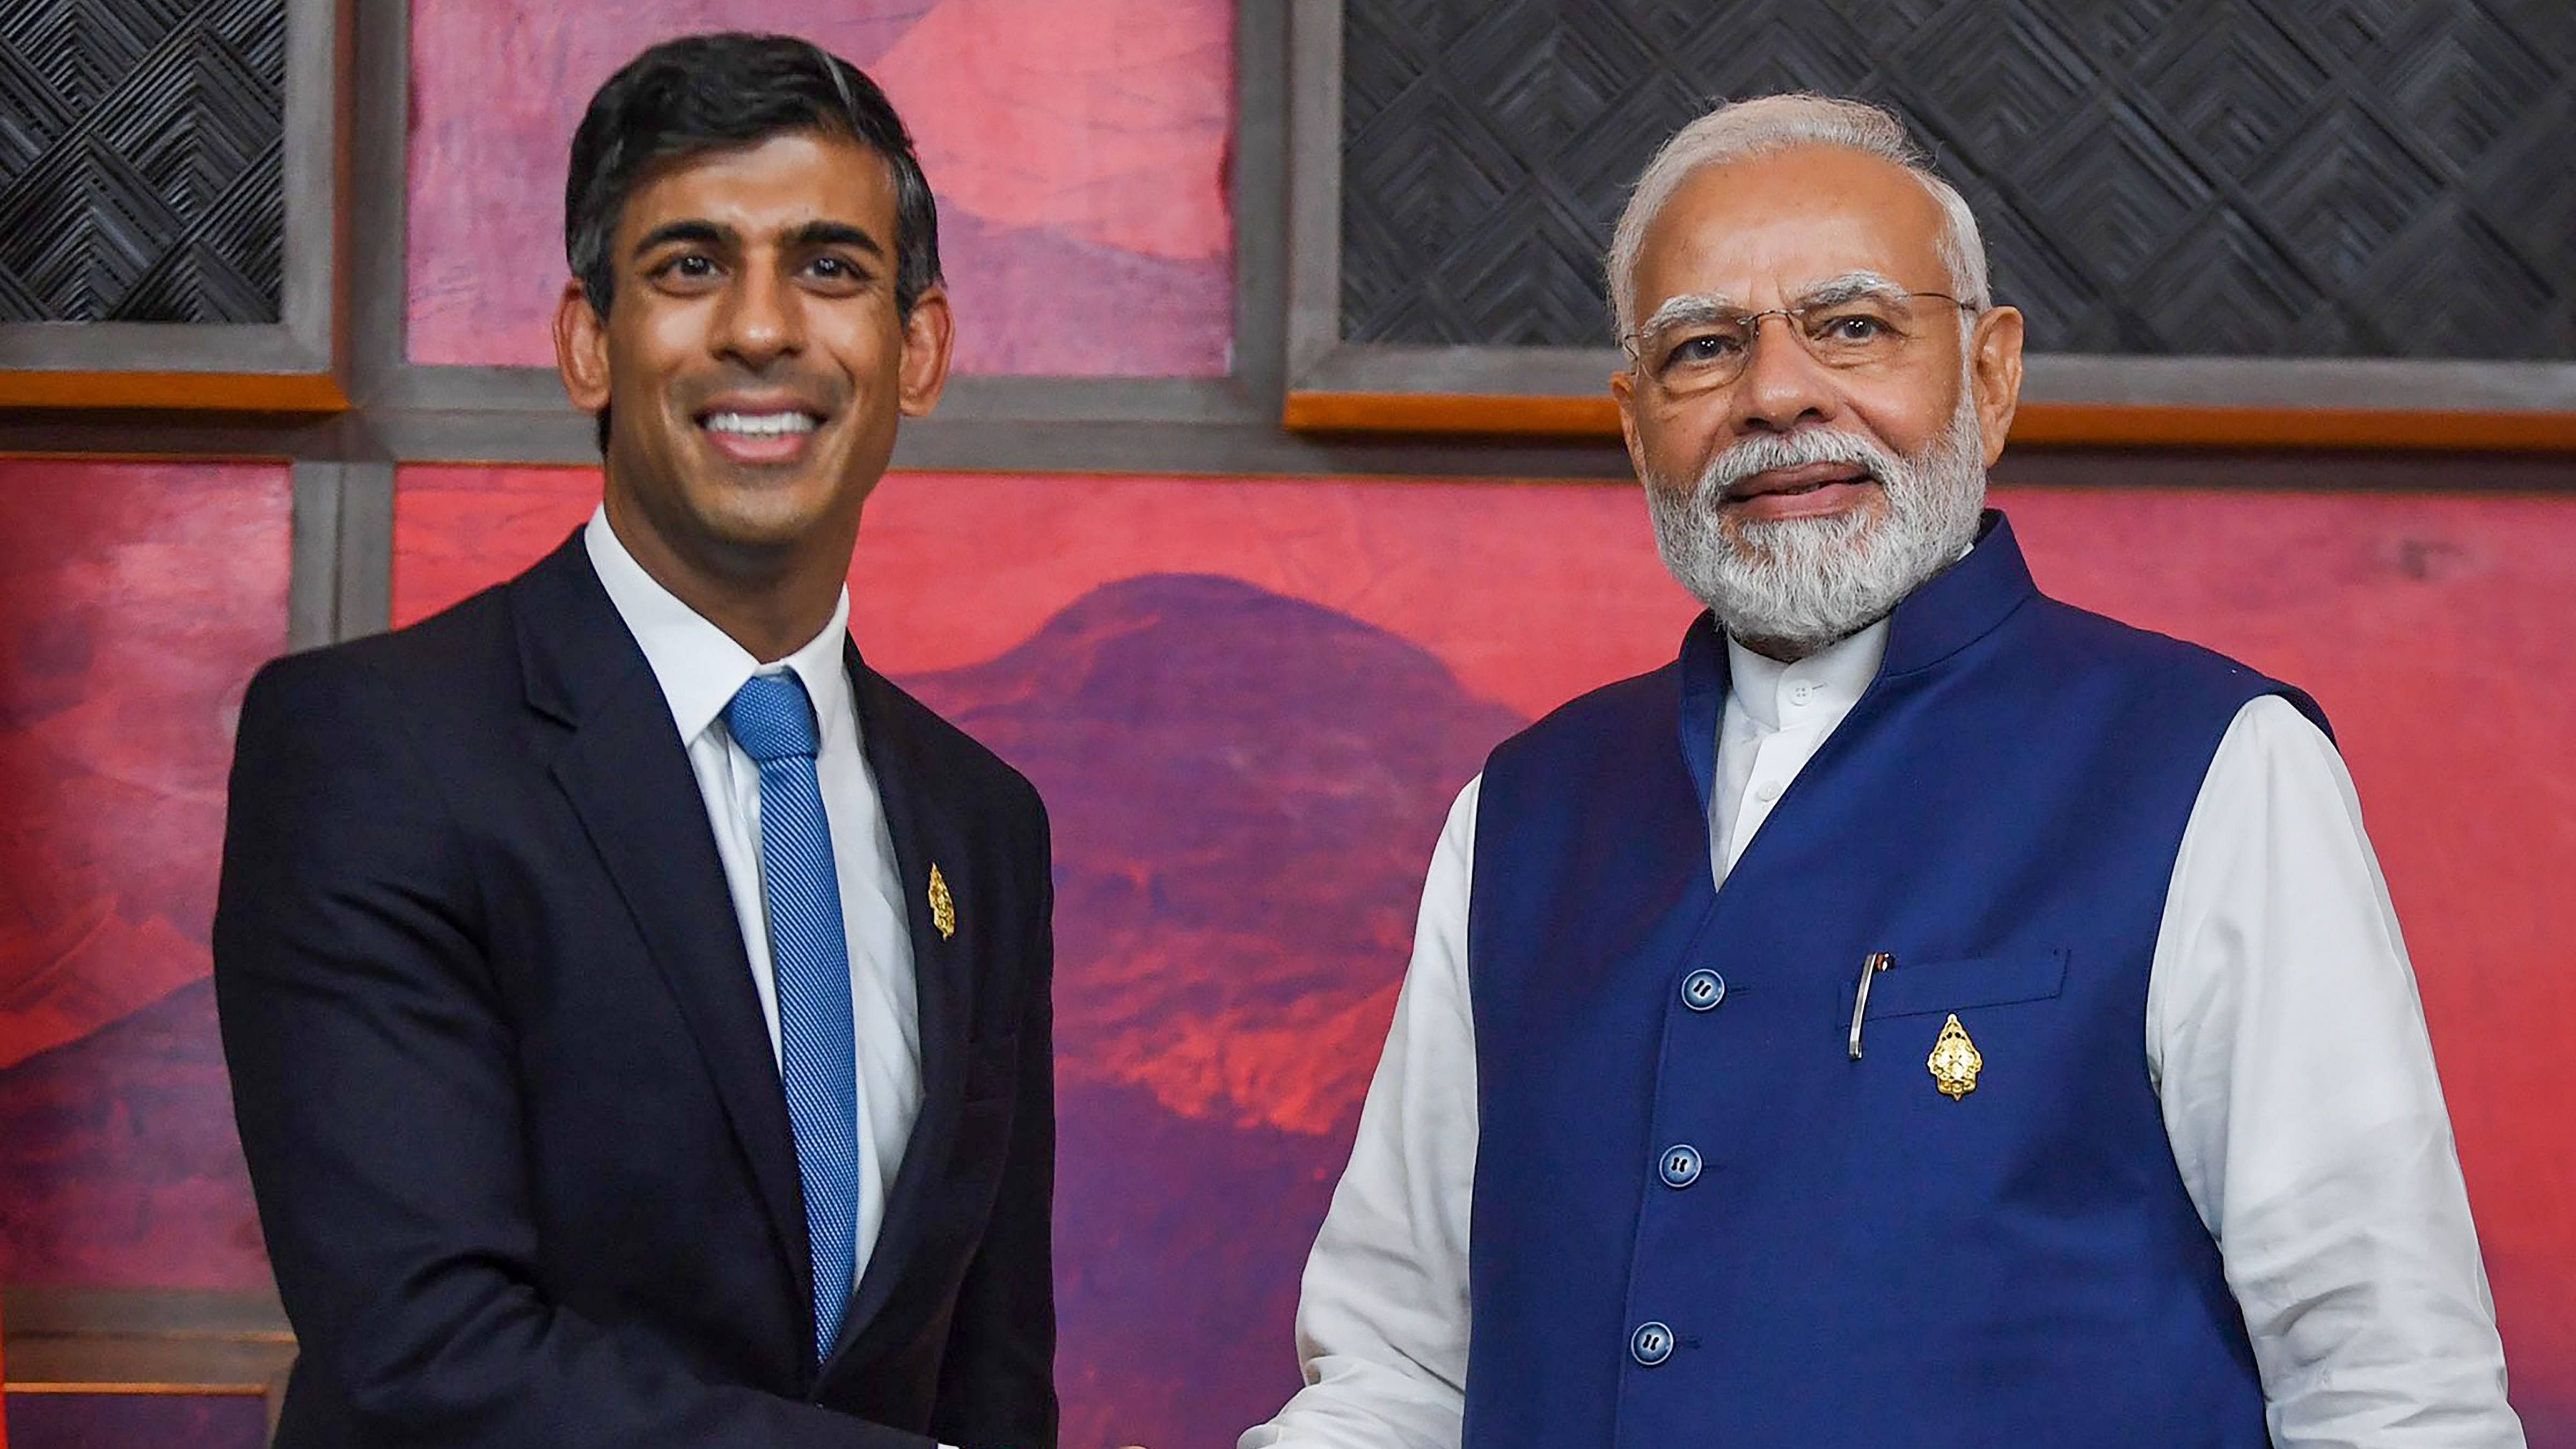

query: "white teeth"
xmin=704 ymin=411 xmax=816 ymax=437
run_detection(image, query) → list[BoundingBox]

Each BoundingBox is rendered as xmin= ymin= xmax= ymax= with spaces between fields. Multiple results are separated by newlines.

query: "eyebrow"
xmin=632 ymin=219 xmax=735 ymax=257
xmin=1798 ymin=270 xmax=1910 ymax=306
xmin=1633 ymin=292 xmax=1742 ymax=336
xmin=628 ymin=219 xmax=888 ymax=260
xmin=782 ymin=220 xmax=887 ymax=259
xmin=1633 ymin=270 xmax=1915 ymax=335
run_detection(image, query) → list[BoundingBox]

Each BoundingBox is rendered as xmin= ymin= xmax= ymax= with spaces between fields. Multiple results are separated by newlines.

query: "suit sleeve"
xmin=215 ymin=654 xmax=934 ymax=1449
xmin=930 ymin=796 xmax=1060 ymax=1448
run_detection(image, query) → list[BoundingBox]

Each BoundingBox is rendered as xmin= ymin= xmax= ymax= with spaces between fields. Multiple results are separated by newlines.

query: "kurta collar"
xmin=1677 ymin=507 xmax=2032 ymax=807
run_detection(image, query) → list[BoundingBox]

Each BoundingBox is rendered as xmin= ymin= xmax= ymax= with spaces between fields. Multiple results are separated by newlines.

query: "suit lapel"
xmin=510 ymin=536 xmax=812 ymax=1316
xmin=829 ymin=639 xmax=972 ymax=1362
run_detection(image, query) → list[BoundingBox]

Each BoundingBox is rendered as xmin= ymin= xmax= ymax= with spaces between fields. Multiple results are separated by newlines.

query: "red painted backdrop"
xmin=390 ymin=466 xmax=2576 ymax=1446
xmin=405 ymin=1 xmax=1234 ymax=377
xmin=0 ymin=460 xmax=288 ymax=1291
xmin=4 ymin=458 xmax=2567 ymax=1442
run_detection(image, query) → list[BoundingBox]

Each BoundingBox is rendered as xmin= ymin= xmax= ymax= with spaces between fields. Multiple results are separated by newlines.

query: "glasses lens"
xmin=1640 ymin=316 xmax=1753 ymax=393
xmin=1799 ymin=296 xmax=1918 ymax=363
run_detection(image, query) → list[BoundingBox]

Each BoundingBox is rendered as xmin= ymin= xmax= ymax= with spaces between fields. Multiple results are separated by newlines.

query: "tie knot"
xmin=724 ymin=672 xmax=821 ymax=763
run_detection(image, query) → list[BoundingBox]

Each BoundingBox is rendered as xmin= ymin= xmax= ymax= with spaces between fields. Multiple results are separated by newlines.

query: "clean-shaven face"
xmin=559 ymin=128 xmax=946 ymax=582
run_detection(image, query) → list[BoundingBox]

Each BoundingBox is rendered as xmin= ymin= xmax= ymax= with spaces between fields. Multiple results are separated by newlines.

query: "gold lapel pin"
xmin=927 ymin=865 xmax=956 ymax=941
xmin=1929 ymin=1013 xmax=1982 ymax=1100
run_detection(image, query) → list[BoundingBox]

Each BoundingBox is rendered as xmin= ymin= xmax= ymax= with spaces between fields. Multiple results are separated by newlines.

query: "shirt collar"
xmin=1723 ymin=615 xmax=1889 ymax=732
xmin=584 ymin=505 xmax=855 ymax=748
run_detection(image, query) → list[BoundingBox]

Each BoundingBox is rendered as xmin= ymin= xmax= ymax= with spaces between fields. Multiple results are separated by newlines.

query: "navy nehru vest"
xmin=1461 ymin=513 xmax=2326 ymax=1447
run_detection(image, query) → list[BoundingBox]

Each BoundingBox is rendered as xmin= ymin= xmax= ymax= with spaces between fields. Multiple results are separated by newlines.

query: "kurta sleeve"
xmin=1240 ymin=778 xmax=1483 ymax=1449
xmin=2148 ymin=695 xmax=2523 ymax=1447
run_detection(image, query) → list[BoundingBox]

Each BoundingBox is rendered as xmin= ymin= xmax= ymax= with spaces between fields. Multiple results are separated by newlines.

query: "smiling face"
xmin=556 ymin=128 xmax=952 ymax=601
xmin=1609 ymin=143 xmax=2025 ymax=655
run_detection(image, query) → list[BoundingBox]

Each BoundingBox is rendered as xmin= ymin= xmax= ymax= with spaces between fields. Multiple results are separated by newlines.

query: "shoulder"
xmin=239 ymin=582 xmax=520 ymax=743
xmin=2015 ymin=595 xmax=2330 ymax=737
xmin=862 ymin=668 xmax=1049 ymax=833
xmin=1489 ymin=659 xmax=1684 ymax=770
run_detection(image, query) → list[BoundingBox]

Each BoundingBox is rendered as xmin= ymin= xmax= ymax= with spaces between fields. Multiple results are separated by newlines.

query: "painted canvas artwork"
xmin=1 ymin=1392 xmax=267 ymax=1448
xmin=390 ymin=466 xmax=2576 ymax=1446
xmin=3 ymin=455 xmax=2568 ymax=1445
xmin=0 ymin=461 xmax=289 ymax=1292
xmin=404 ymin=1 xmax=1234 ymax=376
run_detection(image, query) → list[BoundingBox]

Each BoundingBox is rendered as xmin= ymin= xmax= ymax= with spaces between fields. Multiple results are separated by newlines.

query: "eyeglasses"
xmin=1622 ymin=289 xmax=1978 ymax=397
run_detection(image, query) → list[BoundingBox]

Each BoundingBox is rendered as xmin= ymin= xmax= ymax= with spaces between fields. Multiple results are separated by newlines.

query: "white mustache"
xmin=1701 ymin=430 xmax=1900 ymax=500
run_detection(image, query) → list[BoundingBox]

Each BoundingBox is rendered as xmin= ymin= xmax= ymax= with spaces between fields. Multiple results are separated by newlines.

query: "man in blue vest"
xmin=1242 ymin=95 xmax=2522 ymax=1447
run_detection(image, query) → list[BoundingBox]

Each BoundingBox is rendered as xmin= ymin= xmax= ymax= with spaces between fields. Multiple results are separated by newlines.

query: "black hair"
xmin=564 ymin=32 xmax=943 ymax=324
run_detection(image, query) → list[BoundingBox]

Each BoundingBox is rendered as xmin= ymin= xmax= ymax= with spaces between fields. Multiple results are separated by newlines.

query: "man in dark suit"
xmin=215 ymin=34 xmax=1054 ymax=1448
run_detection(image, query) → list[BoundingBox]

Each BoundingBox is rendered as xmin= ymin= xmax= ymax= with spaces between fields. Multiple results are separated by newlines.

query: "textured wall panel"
xmin=398 ymin=467 xmax=2576 ymax=1446
xmin=1342 ymin=1 xmax=2575 ymax=357
xmin=404 ymin=0 xmax=1233 ymax=375
xmin=0 ymin=0 xmax=285 ymax=323
xmin=0 ymin=459 xmax=288 ymax=1291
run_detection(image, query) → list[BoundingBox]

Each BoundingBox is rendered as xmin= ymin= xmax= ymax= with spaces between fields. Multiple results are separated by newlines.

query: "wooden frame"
xmin=2 ymin=1286 xmax=292 ymax=1440
xmin=0 ymin=0 xmax=352 ymax=414
xmin=1279 ymin=0 xmax=2576 ymax=451
xmin=346 ymin=1 xmax=1299 ymax=472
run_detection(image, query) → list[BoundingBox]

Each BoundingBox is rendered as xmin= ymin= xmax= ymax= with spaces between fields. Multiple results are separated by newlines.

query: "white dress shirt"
xmin=1247 ymin=620 xmax=2524 ymax=1448
xmin=586 ymin=508 xmax=923 ymax=1281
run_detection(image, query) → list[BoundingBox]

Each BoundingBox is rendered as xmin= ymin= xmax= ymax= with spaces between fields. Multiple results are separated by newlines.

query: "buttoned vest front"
xmin=1462 ymin=514 xmax=2324 ymax=1446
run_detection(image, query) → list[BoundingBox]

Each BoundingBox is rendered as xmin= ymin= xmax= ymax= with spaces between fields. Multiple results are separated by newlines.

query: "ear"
xmin=1968 ymin=304 xmax=2024 ymax=467
xmin=1610 ymin=364 xmax=1649 ymax=482
xmin=897 ymin=285 xmax=956 ymax=418
xmin=555 ymin=280 xmax=612 ymax=413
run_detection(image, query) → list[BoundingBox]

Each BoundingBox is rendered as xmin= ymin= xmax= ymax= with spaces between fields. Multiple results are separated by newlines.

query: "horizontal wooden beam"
xmin=0 ymin=372 xmax=349 ymax=413
xmin=2 ymin=1286 xmax=292 ymax=1395
xmin=1283 ymin=390 xmax=2576 ymax=453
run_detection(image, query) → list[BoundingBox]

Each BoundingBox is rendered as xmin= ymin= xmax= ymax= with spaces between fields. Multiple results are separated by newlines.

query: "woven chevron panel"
xmin=1342 ymin=0 xmax=2576 ymax=358
xmin=0 ymin=0 xmax=286 ymax=323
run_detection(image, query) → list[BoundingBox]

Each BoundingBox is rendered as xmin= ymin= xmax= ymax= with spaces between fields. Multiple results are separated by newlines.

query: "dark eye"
xmin=652 ymin=253 xmax=720 ymax=288
xmin=1820 ymin=312 xmax=1887 ymax=341
xmin=803 ymin=253 xmax=870 ymax=292
xmin=1663 ymin=331 xmax=1745 ymax=370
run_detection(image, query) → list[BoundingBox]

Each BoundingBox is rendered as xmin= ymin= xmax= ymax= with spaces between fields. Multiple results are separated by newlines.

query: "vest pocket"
xmin=1862 ymin=947 xmax=2069 ymax=1021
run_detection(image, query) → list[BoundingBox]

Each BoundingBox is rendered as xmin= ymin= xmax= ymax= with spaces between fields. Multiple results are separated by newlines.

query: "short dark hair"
xmin=564 ymin=32 xmax=943 ymax=323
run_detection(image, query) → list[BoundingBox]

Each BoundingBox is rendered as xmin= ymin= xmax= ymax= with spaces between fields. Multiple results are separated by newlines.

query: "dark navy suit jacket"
xmin=215 ymin=532 xmax=1056 ymax=1448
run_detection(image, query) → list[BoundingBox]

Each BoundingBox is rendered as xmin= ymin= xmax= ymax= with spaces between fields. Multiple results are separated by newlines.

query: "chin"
xmin=680 ymin=483 xmax=844 ymax=552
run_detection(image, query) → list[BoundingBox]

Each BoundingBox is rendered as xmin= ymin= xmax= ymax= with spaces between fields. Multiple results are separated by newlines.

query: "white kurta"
xmin=1245 ymin=618 xmax=2523 ymax=1449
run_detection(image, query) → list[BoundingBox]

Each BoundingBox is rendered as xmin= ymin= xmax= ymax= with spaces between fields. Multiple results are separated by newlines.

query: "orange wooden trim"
xmin=0 ymin=371 xmax=349 ymax=413
xmin=1283 ymin=390 xmax=2576 ymax=452
xmin=3 ymin=1382 xmax=268 ymax=1397
xmin=2008 ymin=402 xmax=2576 ymax=451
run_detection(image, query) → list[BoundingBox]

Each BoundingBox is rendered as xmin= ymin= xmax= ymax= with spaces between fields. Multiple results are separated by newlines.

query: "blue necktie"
xmin=723 ymin=671 xmax=861 ymax=1359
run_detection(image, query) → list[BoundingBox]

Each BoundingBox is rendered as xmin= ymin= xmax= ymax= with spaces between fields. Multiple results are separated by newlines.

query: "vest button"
xmin=1630 ymin=1320 xmax=1675 ymax=1366
xmin=1658 ymin=1143 xmax=1703 ymax=1188
xmin=1681 ymin=969 xmax=1726 ymax=1011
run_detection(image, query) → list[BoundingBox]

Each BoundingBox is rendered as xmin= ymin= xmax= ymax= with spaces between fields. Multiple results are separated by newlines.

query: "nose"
xmin=1728 ymin=312 xmax=1839 ymax=435
xmin=710 ymin=259 xmax=803 ymax=370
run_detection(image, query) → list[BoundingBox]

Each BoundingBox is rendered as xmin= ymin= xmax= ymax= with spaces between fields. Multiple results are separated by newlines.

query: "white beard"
xmin=1643 ymin=393 xmax=1988 ymax=657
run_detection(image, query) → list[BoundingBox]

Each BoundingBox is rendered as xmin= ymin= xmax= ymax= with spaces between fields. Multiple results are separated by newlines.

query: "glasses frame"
xmin=1621 ymin=290 xmax=1983 ymax=393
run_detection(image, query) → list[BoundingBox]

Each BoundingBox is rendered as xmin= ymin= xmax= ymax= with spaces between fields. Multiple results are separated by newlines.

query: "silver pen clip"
xmin=1848 ymin=952 xmax=1893 ymax=1060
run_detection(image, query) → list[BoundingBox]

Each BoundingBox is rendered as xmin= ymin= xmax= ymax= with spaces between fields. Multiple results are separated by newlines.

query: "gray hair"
xmin=1606 ymin=94 xmax=1990 ymax=339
